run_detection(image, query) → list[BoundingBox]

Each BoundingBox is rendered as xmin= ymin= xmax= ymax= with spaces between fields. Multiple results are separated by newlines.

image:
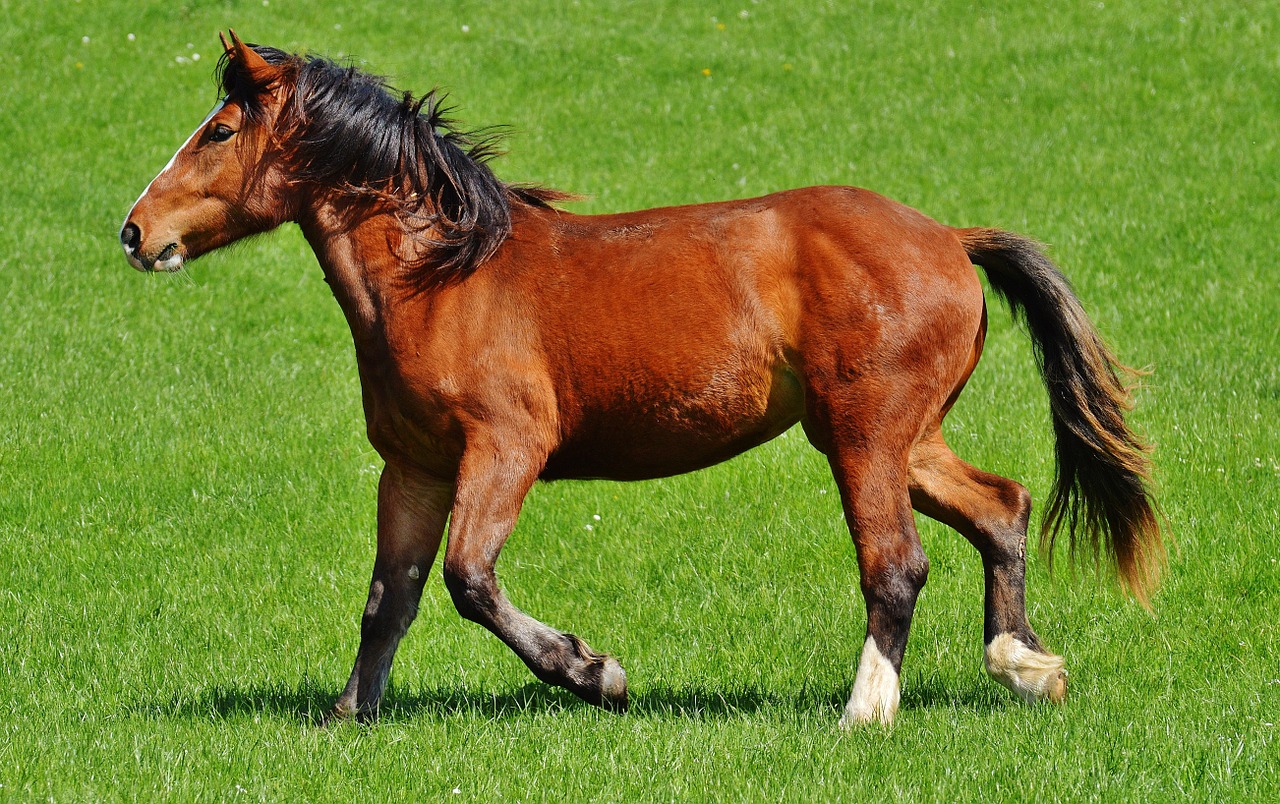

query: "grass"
xmin=1 ymin=0 xmax=1277 ymax=799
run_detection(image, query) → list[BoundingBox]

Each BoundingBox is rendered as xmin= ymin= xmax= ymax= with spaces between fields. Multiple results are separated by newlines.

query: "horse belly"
xmin=541 ymin=362 xmax=804 ymax=481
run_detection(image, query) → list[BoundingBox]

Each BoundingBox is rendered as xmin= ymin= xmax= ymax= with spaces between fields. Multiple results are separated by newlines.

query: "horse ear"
xmin=224 ymin=29 xmax=277 ymax=89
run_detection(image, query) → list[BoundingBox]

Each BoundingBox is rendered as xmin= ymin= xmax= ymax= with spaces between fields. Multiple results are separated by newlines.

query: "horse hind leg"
xmin=829 ymin=444 xmax=929 ymax=727
xmin=908 ymin=432 xmax=1067 ymax=704
xmin=804 ymin=392 xmax=930 ymax=728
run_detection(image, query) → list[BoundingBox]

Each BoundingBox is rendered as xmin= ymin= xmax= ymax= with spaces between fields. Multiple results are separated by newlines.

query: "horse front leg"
xmin=442 ymin=445 xmax=628 ymax=711
xmin=328 ymin=463 xmax=453 ymax=723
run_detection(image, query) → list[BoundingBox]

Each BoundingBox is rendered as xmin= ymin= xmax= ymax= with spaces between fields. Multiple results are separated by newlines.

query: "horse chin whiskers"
xmin=167 ymin=264 xmax=198 ymax=288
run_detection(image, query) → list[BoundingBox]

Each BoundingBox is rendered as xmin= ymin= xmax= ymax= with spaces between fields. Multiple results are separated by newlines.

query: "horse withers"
xmin=120 ymin=32 xmax=1163 ymax=726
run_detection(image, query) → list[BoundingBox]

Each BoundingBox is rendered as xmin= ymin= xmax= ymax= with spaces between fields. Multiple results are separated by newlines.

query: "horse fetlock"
xmin=984 ymin=633 xmax=1068 ymax=704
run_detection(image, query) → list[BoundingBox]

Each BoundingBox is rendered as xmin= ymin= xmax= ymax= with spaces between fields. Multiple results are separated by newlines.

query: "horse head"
xmin=120 ymin=31 xmax=294 ymax=272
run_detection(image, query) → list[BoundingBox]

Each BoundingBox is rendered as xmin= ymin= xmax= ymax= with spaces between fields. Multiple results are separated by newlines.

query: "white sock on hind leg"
xmin=984 ymin=633 xmax=1067 ymax=703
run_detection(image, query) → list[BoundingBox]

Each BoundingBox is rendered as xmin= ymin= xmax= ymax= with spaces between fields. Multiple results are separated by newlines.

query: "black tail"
xmin=957 ymin=227 xmax=1164 ymax=604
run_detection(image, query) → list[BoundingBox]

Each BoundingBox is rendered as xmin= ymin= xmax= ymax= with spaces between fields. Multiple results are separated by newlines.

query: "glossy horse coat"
xmin=121 ymin=34 xmax=1163 ymax=726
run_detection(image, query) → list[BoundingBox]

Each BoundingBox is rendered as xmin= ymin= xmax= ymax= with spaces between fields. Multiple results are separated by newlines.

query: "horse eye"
xmin=208 ymin=124 xmax=236 ymax=143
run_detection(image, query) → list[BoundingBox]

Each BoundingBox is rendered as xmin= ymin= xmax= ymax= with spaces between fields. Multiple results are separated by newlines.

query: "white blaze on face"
xmin=839 ymin=635 xmax=901 ymax=727
xmin=127 ymin=100 xmax=226 ymax=216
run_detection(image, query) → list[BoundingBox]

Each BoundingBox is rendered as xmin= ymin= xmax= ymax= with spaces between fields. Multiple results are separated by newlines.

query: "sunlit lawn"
xmin=0 ymin=1 xmax=1276 ymax=799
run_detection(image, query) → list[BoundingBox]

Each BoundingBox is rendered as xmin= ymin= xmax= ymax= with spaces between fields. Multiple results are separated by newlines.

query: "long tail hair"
xmin=957 ymin=227 xmax=1165 ymax=604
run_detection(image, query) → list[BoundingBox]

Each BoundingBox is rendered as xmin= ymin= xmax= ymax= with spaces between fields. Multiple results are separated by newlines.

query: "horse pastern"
xmin=320 ymin=704 xmax=359 ymax=729
xmin=838 ymin=699 xmax=898 ymax=729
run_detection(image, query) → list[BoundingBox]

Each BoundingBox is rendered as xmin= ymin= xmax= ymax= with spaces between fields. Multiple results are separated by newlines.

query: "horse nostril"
xmin=120 ymin=222 xmax=141 ymax=252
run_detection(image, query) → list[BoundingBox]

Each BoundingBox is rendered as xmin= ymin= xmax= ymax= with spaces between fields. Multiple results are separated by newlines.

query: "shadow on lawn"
xmin=134 ymin=673 xmax=1005 ymax=724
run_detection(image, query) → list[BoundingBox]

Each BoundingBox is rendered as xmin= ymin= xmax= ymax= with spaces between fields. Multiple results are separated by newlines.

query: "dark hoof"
xmin=320 ymin=703 xmax=376 ymax=728
xmin=598 ymin=655 xmax=628 ymax=713
xmin=560 ymin=633 xmax=629 ymax=712
xmin=319 ymin=707 xmax=352 ymax=729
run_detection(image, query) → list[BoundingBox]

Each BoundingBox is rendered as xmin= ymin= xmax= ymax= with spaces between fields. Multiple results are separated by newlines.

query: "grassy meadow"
xmin=1 ymin=0 xmax=1277 ymax=799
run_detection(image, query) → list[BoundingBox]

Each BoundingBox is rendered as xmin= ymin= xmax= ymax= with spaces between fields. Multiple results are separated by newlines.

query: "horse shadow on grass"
xmin=133 ymin=673 xmax=1008 ymax=725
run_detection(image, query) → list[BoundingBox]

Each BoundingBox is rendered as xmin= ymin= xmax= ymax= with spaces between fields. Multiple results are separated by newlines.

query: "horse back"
xmin=523 ymin=187 xmax=979 ymax=479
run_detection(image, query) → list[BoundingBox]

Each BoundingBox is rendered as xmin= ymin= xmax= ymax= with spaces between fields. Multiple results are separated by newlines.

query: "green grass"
xmin=2 ymin=0 xmax=1277 ymax=799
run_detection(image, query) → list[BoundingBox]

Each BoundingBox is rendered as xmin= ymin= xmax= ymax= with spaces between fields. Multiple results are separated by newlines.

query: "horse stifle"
xmin=121 ymin=33 xmax=1163 ymax=727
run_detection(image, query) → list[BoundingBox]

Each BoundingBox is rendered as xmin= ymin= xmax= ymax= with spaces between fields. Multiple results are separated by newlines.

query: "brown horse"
xmin=120 ymin=33 xmax=1163 ymax=726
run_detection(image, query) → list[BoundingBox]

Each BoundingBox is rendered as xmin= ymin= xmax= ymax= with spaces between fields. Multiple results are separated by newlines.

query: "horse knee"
xmin=359 ymin=578 xmax=419 ymax=640
xmin=443 ymin=561 xmax=495 ymax=624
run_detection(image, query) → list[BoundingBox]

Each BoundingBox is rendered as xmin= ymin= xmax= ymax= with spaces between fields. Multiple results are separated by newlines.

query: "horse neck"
xmin=296 ymin=199 xmax=411 ymax=355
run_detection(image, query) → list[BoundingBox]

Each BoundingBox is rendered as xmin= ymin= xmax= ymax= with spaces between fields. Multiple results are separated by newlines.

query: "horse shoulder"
xmin=371 ymin=275 xmax=562 ymax=471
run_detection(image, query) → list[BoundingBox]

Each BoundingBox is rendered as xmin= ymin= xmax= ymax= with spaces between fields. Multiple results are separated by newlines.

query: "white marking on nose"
xmin=156 ymin=252 xmax=184 ymax=272
xmin=126 ymin=100 xmax=226 ymax=215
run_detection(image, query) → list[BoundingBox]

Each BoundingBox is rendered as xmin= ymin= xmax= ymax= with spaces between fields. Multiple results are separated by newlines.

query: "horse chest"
xmin=355 ymin=349 xmax=469 ymax=471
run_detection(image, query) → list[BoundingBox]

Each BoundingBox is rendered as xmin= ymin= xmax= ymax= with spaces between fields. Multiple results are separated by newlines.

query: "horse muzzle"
xmin=120 ymin=221 xmax=185 ymax=272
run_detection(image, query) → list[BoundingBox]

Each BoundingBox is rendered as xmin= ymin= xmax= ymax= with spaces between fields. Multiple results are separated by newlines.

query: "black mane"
xmin=217 ymin=46 xmax=564 ymax=285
